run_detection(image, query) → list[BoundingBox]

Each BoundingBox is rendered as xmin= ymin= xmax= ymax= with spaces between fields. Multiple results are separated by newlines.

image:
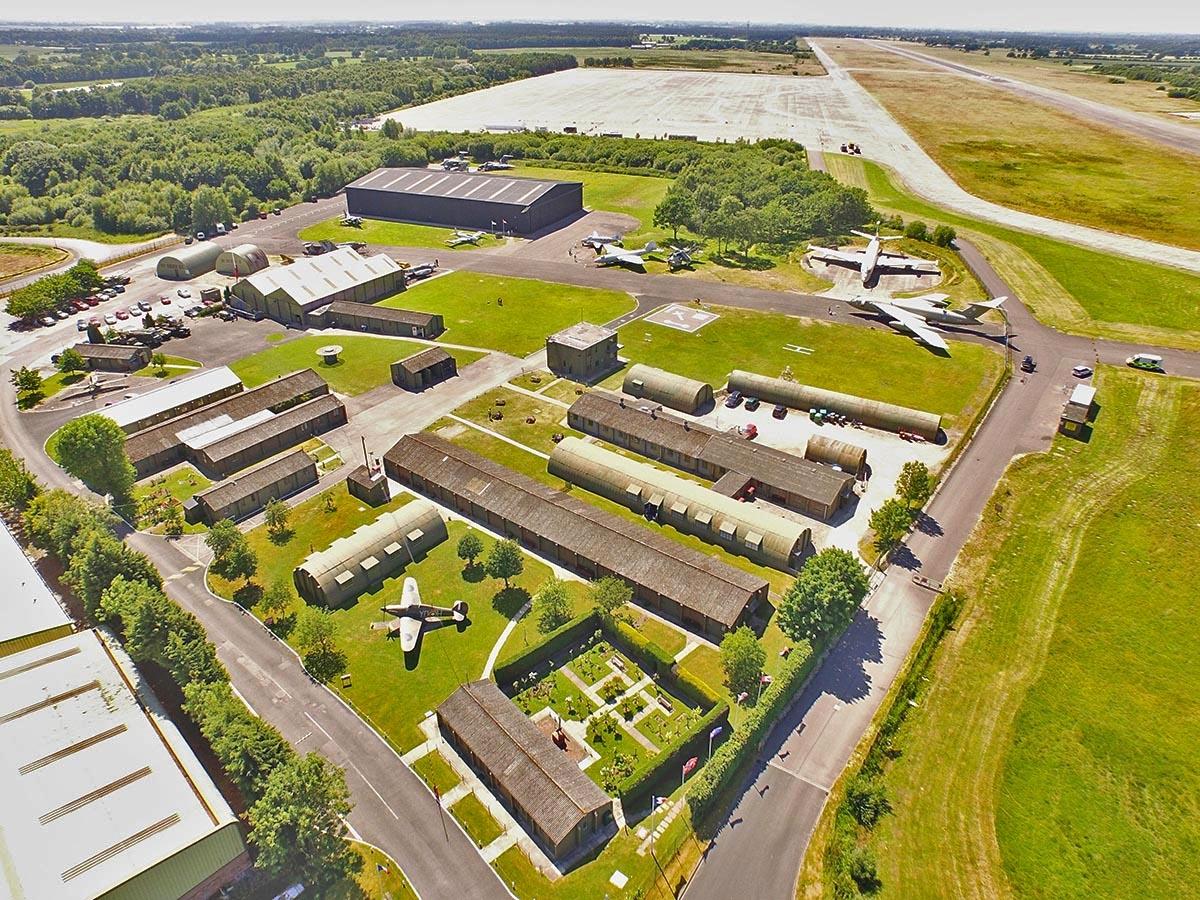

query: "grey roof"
xmin=326 ymin=300 xmax=439 ymax=328
xmin=199 ymin=394 xmax=344 ymax=467
xmin=569 ymin=390 xmax=854 ymax=508
xmin=100 ymin=367 xmax=242 ymax=432
xmin=437 ymin=680 xmax=610 ymax=846
xmin=348 ymin=167 xmax=580 ymax=208
xmin=73 ymin=342 xmax=145 ymax=360
xmin=384 ymin=433 xmax=766 ymax=628
xmin=623 ymin=363 xmax=712 ymax=413
xmin=240 ymin=248 xmax=401 ymax=313
xmin=194 ymin=450 xmax=315 ymax=513
xmin=396 ymin=346 xmax=453 ymax=375
xmin=1 ymin=518 xmax=70 ymax=647
xmin=158 ymin=242 xmax=223 ymax=269
xmin=125 ymin=369 xmax=327 ymax=465
xmin=547 ymin=322 xmax=616 ymax=350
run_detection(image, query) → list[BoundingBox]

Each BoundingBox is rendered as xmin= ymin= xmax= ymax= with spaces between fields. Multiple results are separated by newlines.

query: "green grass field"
xmin=481 ymin=45 xmax=823 ymax=75
xmin=297 ymin=216 xmax=504 ymax=251
xmin=412 ymin=750 xmax=461 ymax=796
xmin=506 ymin=163 xmax=670 ymax=242
xmin=335 ymin=842 xmax=418 ymax=900
xmin=827 ymin=154 xmax=1200 ymax=350
xmin=208 ymin=482 xmax=587 ymax=751
xmin=450 ymin=386 xmax=579 ymax=454
xmin=229 ymin=334 xmax=483 ymax=395
xmin=386 ymin=272 xmax=634 ymax=357
xmin=17 ymin=370 xmax=85 ymax=409
xmin=829 ymin=43 xmax=1200 ymax=250
xmin=856 ymin=368 xmax=1200 ymax=898
xmin=450 ymin=793 xmax=506 ymax=848
xmin=603 ymin=304 xmax=1004 ymax=433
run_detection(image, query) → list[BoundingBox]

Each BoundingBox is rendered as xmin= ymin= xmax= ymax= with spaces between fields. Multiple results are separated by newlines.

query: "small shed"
xmin=622 ymin=363 xmax=713 ymax=414
xmin=391 ymin=347 xmax=457 ymax=391
xmin=805 ymin=435 xmax=868 ymax=480
xmin=546 ymin=322 xmax=619 ymax=382
xmin=1059 ymin=384 xmax=1097 ymax=438
xmin=156 ymin=243 xmax=222 ymax=281
xmin=216 ymin=244 xmax=269 ymax=277
xmin=74 ymin=342 xmax=150 ymax=373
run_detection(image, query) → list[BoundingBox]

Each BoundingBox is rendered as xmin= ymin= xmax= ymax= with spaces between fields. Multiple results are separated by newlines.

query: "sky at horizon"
xmin=2 ymin=3 xmax=1197 ymax=36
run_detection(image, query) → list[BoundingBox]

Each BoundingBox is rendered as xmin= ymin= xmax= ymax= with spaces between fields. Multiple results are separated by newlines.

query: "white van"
xmin=215 ymin=222 xmax=226 ymax=236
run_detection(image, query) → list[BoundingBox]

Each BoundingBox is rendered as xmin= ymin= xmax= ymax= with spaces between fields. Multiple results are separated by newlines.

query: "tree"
xmin=66 ymin=533 xmax=162 ymax=618
xmin=846 ymin=775 xmax=891 ymax=828
xmin=206 ymin=519 xmax=258 ymax=583
xmin=183 ymin=680 xmax=292 ymax=800
xmin=903 ymin=220 xmax=929 ymax=242
xmin=57 ymin=346 xmax=85 ymax=375
xmin=931 ymin=224 xmax=957 ymax=247
xmin=777 ymin=548 xmax=870 ymax=642
xmin=263 ymin=497 xmax=289 ymax=539
xmin=534 ymin=577 xmax=572 ymax=632
xmin=258 ymin=577 xmax=294 ymax=623
xmin=151 ymin=351 xmax=167 ymax=376
xmin=590 ymin=575 xmax=632 ymax=619
xmin=11 ymin=366 xmax=43 ymax=395
xmin=719 ymin=626 xmax=766 ymax=696
xmin=0 ymin=448 xmax=39 ymax=511
xmin=485 ymin=538 xmax=523 ymax=588
xmin=870 ymin=499 xmax=914 ymax=558
xmin=896 ymin=461 xmax=933 ymax=508
xmin=191 ymin=185 xmax=232 ymax=235
xmin=456 ymin=530 xmax=484 ymax=567
xmin=381 ymin=120 xmax=402 ymax=141
xmin=294 ymin=606 xmax=337 ymax=657
xmin=248 ymin=753 xmax=358 ymax=886
xmin=23 ymin=488 xmax=115 ymax=559
xmin=653 ymin=190 xmax=696 ymax=240
xmin=55 ymin=414 xmax=136 ymax=501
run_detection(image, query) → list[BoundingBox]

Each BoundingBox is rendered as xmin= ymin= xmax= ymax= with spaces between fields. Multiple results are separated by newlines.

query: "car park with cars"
xmin=725 ymin=390 xmax=743 ymax=408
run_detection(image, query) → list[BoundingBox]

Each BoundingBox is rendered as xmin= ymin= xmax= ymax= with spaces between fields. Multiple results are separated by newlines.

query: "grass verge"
xmin=298 ymin=216 xmax=505 ymax=251
xmin=450 ymin=793 xmax=505 ymax=848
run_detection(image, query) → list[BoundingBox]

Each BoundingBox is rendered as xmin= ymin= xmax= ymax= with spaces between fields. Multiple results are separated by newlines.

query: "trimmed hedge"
xmin=607 ymin=617 xmax=675 ymax=676
xmin=687 ymin=638 xmax=816 ymax=815
xmin=618 ymin=701 xmax=728 ymax=807
xmin=493 ymin=610 xmax=598 ymax=686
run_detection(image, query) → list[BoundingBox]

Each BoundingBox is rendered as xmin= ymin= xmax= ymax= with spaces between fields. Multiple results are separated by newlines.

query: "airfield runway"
xmin=384 ymin=48 xmax=1200 ymax=275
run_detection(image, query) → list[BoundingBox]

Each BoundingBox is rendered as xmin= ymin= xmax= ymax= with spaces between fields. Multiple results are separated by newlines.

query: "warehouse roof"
xmin=547 ymin=322 xmax=616 ymax=350
xmin=100 ymin=366 xmax=242 ymax=431
xmin=73 ymin=342 xmax=146 ymax=360
xmin=437 ymin=680 xmax=610 ymax=846
xmin=395 ymin=346 xmax=452 ymax=375
xmin=569 ymin=390 xmax=853 ymax=509
xmin=1 ymin=519 xmax=71 ymax=649
xmin=384 ymin=434 xmax=766 ymax=628
xmin=0 ymin=630 xmax=241 ymax=900
xmin=125 ymin=369 xmax=326 ymax=465
xmin=348 ymin=167 xmax=581 ymax=208
xmin=240 ymin=249 xmax=402 ymax=313
xmin=194 ymin=450 xmax=314 ymax=514
xmin=198 ymin=394 xmax=344 ymax=467
xmin=325 ymin=299 xmax=440 ymax=328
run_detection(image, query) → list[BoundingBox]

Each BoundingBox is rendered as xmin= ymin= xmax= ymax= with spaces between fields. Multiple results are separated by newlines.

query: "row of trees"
xmin=0 ymin=461 xmax=359 ymax=889
xmin=5 ymin=258 xmax=102 ymax=320
xmin=869 ymin=461 xmax=934 ymax=561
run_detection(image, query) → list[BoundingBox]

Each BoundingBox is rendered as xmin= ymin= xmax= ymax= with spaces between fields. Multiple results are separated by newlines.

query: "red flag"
xmin=682 ymin=756 xmax=699 ymax=777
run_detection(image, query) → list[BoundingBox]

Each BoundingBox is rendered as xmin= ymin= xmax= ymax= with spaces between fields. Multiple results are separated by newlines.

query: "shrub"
xmin=493 ymin=611 xmax=597 ymax=685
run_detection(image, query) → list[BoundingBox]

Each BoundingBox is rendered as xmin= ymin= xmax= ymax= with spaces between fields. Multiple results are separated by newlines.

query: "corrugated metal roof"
xmin=0 ymin=519 xmax=71 ymax=650
xmin=347 ymin=167 xmax=579 ymax=207
xmin=240 ymin=248 xmax=401 ymax=312
xmin=100 ymin=367 xmax=242 ymax=431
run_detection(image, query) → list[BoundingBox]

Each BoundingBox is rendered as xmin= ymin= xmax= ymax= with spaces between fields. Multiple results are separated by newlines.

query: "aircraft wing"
xmin=808 ymin=246 xmax=864 ymax=265
xmin=601 ymin=247 xmax=646 ymax=267
xmin=878 ymin=252 xmax=940 ymax=272
xmin=874 ymin=302 xmax=950 ymax=352
xmin=399 ymin=617 xmax=420 ymax=653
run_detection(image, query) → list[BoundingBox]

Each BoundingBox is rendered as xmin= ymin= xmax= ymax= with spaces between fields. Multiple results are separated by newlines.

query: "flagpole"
xmin=708 ymin=730 xmax=714 ymax=761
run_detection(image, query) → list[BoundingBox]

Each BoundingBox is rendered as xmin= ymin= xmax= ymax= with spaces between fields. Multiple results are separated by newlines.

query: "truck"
xmin=199 ymin=286 xmax=221 ymax=304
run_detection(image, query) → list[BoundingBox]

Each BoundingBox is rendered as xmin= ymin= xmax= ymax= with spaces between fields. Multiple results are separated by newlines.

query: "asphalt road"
xmin=871 ymin=41 xmax=1200 ymax=158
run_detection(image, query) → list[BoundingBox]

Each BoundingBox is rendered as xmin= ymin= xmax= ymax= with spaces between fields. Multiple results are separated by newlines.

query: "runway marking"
xmin=348 ymin=761 xmax=402 ymax=820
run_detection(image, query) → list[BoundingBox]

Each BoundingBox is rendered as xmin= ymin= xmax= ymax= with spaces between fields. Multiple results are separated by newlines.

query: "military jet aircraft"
xmin=596 ymin=241 xmax=657 ymax=270
xmin=667 ymin=244 xmax=699 ymax=270
xmin=341 ymin=214 xmax=363 ymax=227
xmin=441 ymin=156 xmax=470 ymax=171
xmin=381 ymin=577 xmax=468 ymax=653
xmin=446 ymin=229 xmax=487 ymax=247
xmin=847 ymin=293 xmax=1006 ymax=353
xmin=808 ymin=230 xmax=940 ymax=287
xmin=480 ymin=156 xmax=514 ymax=171
xmin=582 ymin=231 xmax=623 ymax=251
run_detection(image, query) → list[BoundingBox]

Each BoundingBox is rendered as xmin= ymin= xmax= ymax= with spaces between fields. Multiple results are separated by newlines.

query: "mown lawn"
xmin=513 ymin=669 xmax=596 ymax=721
xmin=504 ymin=164 xmax=670 ymax=241
xmin=449 ymin=386 xmax=579 ymax=454
xmin=826 ymin=153 xmax=1200 ymax=350
xmin=412 ymin=749 xmax=461 ymax=796
xmin=332 ymin=842 xmax=418 ymax=900
xmin=17 ymin=370 xmax=86 ymax=409
xmin=230 ymin=333 xmax=484 ymax=395
xmin=385 ymin=271 xmax=634 ymax=357
xmin=860 ymin=368 xmax=1200 ymax=899
xmin=298 ymin=216 xmax=504 ymax=251
xmin=450 ymin=793 xmax=505 ymax=848
xmin=603 ymin=304 xmax=1004 ymax=432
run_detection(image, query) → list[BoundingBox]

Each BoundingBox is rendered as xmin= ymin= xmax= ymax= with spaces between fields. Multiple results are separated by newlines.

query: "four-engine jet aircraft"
xmin=808 ymin=230 xmax=940 ymax=286
xmin=596 ymin=241 xmax=657 ymax=269
xmin=847 ymin=293 xmax=1006 ymax=353
xmin=381 ymin=577 xmax=468 ymax=653
xmin=446 ymin=229 xmax=486 ymax=246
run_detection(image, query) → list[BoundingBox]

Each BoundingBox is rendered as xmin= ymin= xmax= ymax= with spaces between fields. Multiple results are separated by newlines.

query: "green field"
xmin=386 ymin=272 xmax=634 ymax=356
xmin=230 ymin=334 xmax=484 ymax=395
xmin=412 ymin=750 xmax=461 ymax=796
xmin=505 ymin=164 xmax=670 ymax=243
xmin=855 ymin=368 xmax=1200 ymax=898
xmin=17 ymin=370 xmax=85 ymax=409
xmin=450 ymin=386 xmax=579 ymax=454
xmin=481 ymin=45 xmax=823 ymax=75
xmin=131 ymin=465 xmax=212 ymax=533
xmin=297 ymin=216 xmax=504 ymax=251
xmin=827 ymin=154 xmax=1200 ymax=350
xmin=603 ymin=304 xmax=1004 ymax=432
xmin=208 ymin=482 xmax=588 ymax=751
xmin=828 ymin=42 xmax=1200 ymax=251
xmin=450 ymin=793 xmax=506 ymax=848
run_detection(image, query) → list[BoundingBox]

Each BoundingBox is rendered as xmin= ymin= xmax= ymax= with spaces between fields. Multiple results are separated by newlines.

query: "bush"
xmin=493 ymin=611 xmax=597 ymax=685
xmin=606 ymin=617 xmax=674 ymax=675
xmin=849 ymin=846 xmax=881 ymax=893
xmin=846 ymin=776 xmax=891 ymax=828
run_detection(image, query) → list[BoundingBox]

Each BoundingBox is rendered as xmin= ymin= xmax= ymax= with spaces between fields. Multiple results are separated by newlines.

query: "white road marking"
xmin=305 ymin=711 xmax=334 ymax=741
xmin=348 ymin=761 xmax=402 ymax=820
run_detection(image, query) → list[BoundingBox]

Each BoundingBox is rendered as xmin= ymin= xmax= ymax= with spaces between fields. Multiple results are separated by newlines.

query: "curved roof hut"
xmin=804 ymin=435 xmax=868 ymax=479
xmin=622 ymin=363 xmax=713 ymax=414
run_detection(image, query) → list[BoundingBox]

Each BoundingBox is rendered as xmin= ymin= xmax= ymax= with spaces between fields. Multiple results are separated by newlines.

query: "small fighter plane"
xmin=446 ymin=229 xmax=487 ymax=247
xmin=666 ymin=244 xmax=698 ymax=270
xmin=441 ymin=156 xmax=470 ymax=171
xmin=341 ymin=214 xmax=363 ymax=227
xmin=381 ymin=577 xmax=468 ymax=653
xmin=847 ymin=294 xmax=1006 ymax=353
xmin=808 ymin=229 xmax=940 ymax=287
xmin=596 ymin=241 xmax=657 ymax=270
xmin=581 ymin=230 xmax=623 ymax=251
xmin=480 ymin=156 xmax=514 ymax=171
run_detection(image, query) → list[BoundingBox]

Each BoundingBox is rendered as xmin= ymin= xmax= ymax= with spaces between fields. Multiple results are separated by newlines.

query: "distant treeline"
xmin=1089 ymin=62 xmax=1200 ymax=100
xmin=906 ymin=31 xmax=1200 ymax=60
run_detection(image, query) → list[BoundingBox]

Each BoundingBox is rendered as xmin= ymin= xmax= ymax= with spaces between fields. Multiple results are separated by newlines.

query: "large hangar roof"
xmin=240 ymin=248 xmax=401 ymax=313
xmin=1 ymin=519 xmax=71 ymax=649
xmin=347 ymin=167 xmax=581 ymax=208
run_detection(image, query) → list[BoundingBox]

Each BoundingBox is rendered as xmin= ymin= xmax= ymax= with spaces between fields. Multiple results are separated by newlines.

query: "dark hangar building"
xmin=345 ymin=168 xmax=584 ymax=235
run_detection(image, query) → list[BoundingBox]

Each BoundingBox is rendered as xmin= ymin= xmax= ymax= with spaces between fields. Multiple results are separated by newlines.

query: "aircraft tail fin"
xmin=645 ymin=241 xmax=657 ymax=252
xmin=964 ymin=296 xmax=1007 ymax=319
